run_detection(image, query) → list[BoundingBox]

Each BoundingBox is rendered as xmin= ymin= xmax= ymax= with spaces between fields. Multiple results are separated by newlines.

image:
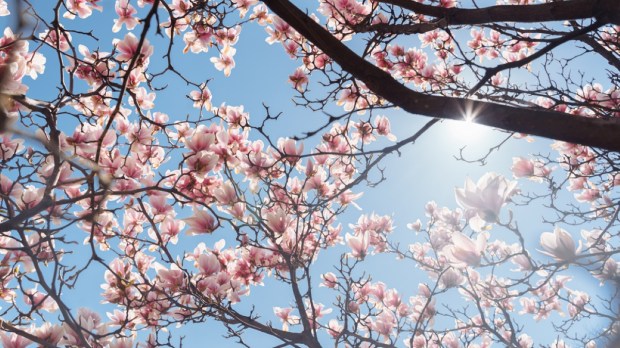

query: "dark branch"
xmin=262 ymin=0 xmax=620 ymax=152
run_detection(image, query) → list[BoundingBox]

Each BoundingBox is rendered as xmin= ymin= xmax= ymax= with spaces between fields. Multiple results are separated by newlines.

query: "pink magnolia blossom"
xmin=539 ymin=227 xmax=582 ymax=262
xmin=210 ymin=46 xmax=236 ymax=76
xmin=197 ymin=253 xmax=221 ymax=276
xmin=31 ymin=323 xmax=63 ymax=346
xmin=0 ymin=332 xmax=31 ymax=348
xmin=250 ymin=4 xmax=271 ymax=25
xmin=273 ymin=307 xmax=299 ymax=331
xmin=511 ymin=157 xmax=550 ymax=182
xmin=218 ymin=104 xmax=249 ymax=128
xmin=22 ymin=52 xmax=46 ymax=80
xmin=183 ymin=24 xmax=214 ymax=54
xmin=289 ymin=68 xmax=308 ymax=91
xmin=265 ymin=16 xmax=294 ymax=44
xmin=407 ymin=219 xmax=422 ymax=232
xmin=374 ymin=115 xmax=396 ymax=141
xmin=17 ymin=185 xmax=44 ymax=210
xmin=213 ymin=181 xmax=237 ymax=206
xmin=129 ymin=87 xmax=156 ymax=110
xmin=345 ymin=231 xmax=369 ymax=259
xmin=278 ymin=138 xmax=304 ymax=164
xmin=574 ymin=187 xmax=601 ymax=203
xmin=320 ymin=272 xmax=338 ymax=288
xmin=439 ymin=268 xmax=465 ymax=288
xmin=63 ymin=0 xmax=102 ymax=19
xmin=187 ymin=151 xmax=219 ymax=174
xmin=265 ymin=209 xmax=291 ymax=235
xmin=113 ymin=0 xmax=139 ymax=33
xmin=189 ymin=85 xmax=213 ymax=110
xmin=214 ymin=26 xmax=241 ymax=47
xmin=0 ymin=174 xmax=20 ymax=195
xmin=305 ymin=301 xmax=332 ymax=329
xmin=568 ymin=291 xmax=589 ymax=318
xmin=39 ymin=28 xmax=72 ymax=52
xmin=455 ymin=172 xmax=518 ymax=222
xmin=551 ymin=339 xmax=570 ymax=348
xmin=155 ymin=263 xmax=185 ymax=291
xmin=24 ymin=288 xmax=59 ymax=312
xmin=114 ymin=33 xmax=153 ymax=65
xmin=510 ymin=253 xmax=533 ymax=272
xmin=326 ymin=319 xmax=343 ymax=338
xmin=108 ymin=338 xmax=134 ymax=348
xmin=444 ymin=232 xmax=487 ymax=267
xmin=186 ymin=126 xmax=216 ymax=152
xmin=0 ymin=135 xmax=24 ymax=160
xmin=183 ymin=207 xmax=218 ymax=235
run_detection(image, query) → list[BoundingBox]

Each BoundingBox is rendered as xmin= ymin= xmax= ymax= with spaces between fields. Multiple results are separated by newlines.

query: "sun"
xmin=445 ymin=116 xmax=488 ymax=143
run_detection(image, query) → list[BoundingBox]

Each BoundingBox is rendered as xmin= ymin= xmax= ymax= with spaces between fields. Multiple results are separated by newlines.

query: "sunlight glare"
xmin=445 ymin=110 xmax=488 ymax=144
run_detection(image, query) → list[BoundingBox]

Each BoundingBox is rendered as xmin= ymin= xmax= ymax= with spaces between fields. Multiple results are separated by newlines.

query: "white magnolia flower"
xmin=444 ymin=232 xmax=487 ymax=267
xmin=455 ymin=172 xmax=518 ymax=223
xmin=539 ymin=227 xmax=582 ymax=262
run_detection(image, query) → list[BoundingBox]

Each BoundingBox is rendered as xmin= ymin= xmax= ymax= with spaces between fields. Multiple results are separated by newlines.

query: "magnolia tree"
xmin=0 ymin=0 xmax=619 ymax=347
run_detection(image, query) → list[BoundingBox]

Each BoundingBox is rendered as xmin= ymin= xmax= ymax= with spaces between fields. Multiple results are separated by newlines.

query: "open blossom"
xmin=278 ymin=138 xmax=303 ymax=164
xmin=64 ymin=0 xmax=103 ymax=19
xmin=444 ymin=232 xmax=487 ymax=267
xmin=39 ymin=28 xmax=72 ymax=52
xmin=0 ymin=135 xmax=24 ymax=160
xmin=539 ymin=227 xmax=582 ymax=262
xmin=231 ymin=0 xmax=258 ymax=17
xmin=369 ymin=311 xmax=396 ymax=340
xmin=183 ymin=207 xmax=218 ymax=235
xmin=113 ymin=0 xmax=139 ymax=33
xmin=0 ymin=332 xmax=31 ymax=348
xmin=346 ymin=231 xmax=369 ymax=259
xmin=183 ymin=24 xmax=214 ymax=54
xmin=327 ymin=319 xmax=343 ymax=338
xmin=210 ymin=46 xmax=236 ymax=76
xmin=510 ymin=253 xmax=533 ymax=272
xmin=320 ymin=272 xmax=338 ymax=288
xmin=568 ymin=291 xmax=589 ymax=318
xmin=108 ymin=338 xmax=134 ymax=348
xmin=439 ymin=267 xmax=465 ymax=288
xmin=24 ymin=288 xmax=59 ymax=312
xmin=374 ymin=115 xmax=396 ymax=141
xmin=114 ymin=33 xmax=153 ymax=65
xmin=189 ymin=85 xmax=213 ymax=110
xmin=289 ymin=67 xmax=308 ymax=91
xmin=511 ymin=157 xmax=550 ymax=182
xmin=305 ymin=301 xmax=332 ymax=329
xmin=273 ymin=307 xmax=299 ymax=331
xmin=455 ymin=172 xmax=518 ymax=222
xmin=407 ymin=219 xmax=422 ymax=232
xmin=197 ymin=253 xmax=221 ymax=276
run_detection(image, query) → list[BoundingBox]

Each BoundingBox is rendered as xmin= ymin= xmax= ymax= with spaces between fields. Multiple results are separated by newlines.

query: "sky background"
xmin=0 ymin=0 xmax=615 ymax=346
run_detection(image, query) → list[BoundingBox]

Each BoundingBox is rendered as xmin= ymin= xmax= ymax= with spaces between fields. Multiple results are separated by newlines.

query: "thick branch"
xmin=262 ymin=0 xmax=620 ymax=153
xmin=0 ymin=196 xmax=53 ymax=233
xmin=378 ymin=0 xmax=620 ymax=26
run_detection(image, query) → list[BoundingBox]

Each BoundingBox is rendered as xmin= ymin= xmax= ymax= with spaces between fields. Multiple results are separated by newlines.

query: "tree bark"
xmin=379 ymin=0 xmax=620 ymax=26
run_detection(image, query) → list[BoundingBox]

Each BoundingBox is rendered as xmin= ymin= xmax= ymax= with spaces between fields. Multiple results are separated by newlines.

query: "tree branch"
xmin=377 ymin=0 xmax=620 ymax=26
xmin=261 ymin=0 xmax=620 ymax=152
